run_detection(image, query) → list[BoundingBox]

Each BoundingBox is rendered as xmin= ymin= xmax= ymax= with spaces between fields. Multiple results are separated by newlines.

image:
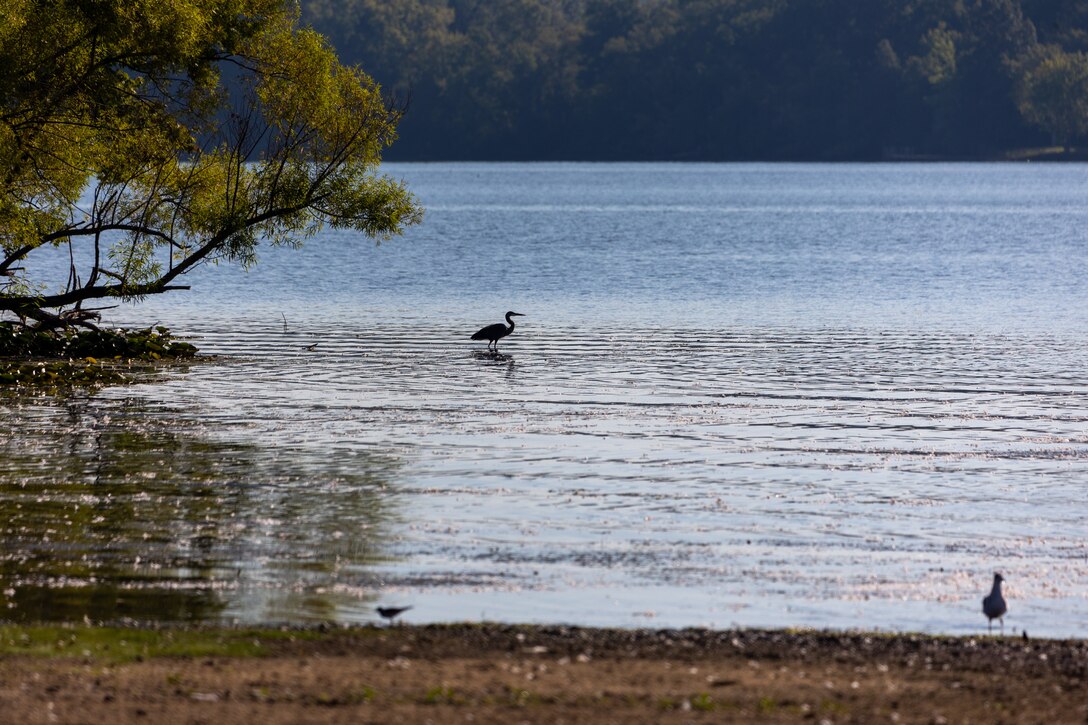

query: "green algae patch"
xmin=0 ymin=625 xmax=324 ymax=663
xmin=0 ymin=358 xmax=131 ymax=387
xmin=0 ymin=323 xmax=199 ymax=388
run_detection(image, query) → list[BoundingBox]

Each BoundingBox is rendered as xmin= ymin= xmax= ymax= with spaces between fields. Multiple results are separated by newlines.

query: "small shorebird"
xmin=982 ymin=573 xmax=1007 ymax=634
xmin=471 ymin=311 xmax=525 ymax=353
xmin=377 ymin=605 xmax=412 ymax=625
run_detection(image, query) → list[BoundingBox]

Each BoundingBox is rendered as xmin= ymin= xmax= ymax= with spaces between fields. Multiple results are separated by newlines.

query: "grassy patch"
xmin=0 ymin=358 xmax=132 ymax=387
xmin=0 ymin=323 xmax=199 ymax=388
xmin=421 ymin=685 xmax=466 ymax=705
xmin=819 ymin=697 xmax=850 ymax=715
xmin=0 ymin=625 xmax=322 ymax=663
xmin=503 ymin=685 xmax=550 ymax=707
xmin=307 ymin=686 xmax=378 ymax=706
xmin=657 ymin=693 xmax=719 ymax=712
xmin=691 ymin=693 xmax=716 ymax=711
xmin=1003 ymin=146 xmax=1071 ymax=160
xmin=0 ymin=323 xmax=198 ymax=359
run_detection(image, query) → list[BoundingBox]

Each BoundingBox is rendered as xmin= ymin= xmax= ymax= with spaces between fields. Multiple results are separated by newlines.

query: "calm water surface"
xmin=2 ymin=163 xmax=1087 ymax=635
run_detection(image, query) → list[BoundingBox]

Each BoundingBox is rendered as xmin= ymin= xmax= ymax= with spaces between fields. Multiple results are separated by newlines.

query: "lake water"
xmin=2 ymin=163 xmax=1087 ymax=636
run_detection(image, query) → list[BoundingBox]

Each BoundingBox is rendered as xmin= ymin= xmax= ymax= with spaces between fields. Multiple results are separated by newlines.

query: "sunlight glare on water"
xmin=2 ymin=163 xmax=1086 ymax=635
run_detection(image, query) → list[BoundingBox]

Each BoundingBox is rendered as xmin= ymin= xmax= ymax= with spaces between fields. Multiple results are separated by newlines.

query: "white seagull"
xmin=982 ymin=573 xmax=1007 ymax=634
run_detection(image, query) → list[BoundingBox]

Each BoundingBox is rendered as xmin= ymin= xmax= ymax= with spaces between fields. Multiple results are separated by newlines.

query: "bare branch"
xmin=41 ymin=224 xmax=183 ymax=249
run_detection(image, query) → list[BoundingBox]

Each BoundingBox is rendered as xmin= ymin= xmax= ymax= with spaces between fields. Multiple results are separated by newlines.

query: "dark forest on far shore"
xmin=303 ymin=0 xmax=1088 ymax=161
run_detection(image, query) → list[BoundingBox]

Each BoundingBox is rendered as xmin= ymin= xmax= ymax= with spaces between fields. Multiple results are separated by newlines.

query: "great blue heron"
xmin=471 ymin=311 xmax=525 ymax=352
xmin=982 ymin=572 xmax=1007 ymax=634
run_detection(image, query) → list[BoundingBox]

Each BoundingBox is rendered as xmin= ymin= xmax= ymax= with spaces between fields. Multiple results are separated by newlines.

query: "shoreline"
xmin=1 ymin=623 xmax=1084 ymax=723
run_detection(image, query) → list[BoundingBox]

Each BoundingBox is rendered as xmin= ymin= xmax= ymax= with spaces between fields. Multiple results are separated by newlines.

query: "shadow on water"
xmin=0 ymin=391 xmax=404 ymax=624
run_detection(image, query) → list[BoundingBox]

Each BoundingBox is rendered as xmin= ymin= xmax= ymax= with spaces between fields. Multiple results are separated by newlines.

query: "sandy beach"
xmin=0 ymin=624 xmax=1084 ymax=723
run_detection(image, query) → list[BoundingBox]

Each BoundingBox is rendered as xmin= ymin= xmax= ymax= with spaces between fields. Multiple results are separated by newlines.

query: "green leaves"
xmin=910 ymin=24 xmax=958 ymax=87
xmin=1 ymin=0 xmax=421 ymax=321
xmin=1016 ymin=46 xmax=1088 ymax=145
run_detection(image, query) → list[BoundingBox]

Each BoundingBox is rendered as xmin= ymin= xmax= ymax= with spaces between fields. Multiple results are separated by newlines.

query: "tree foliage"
xmin=305 ymin=0 xmax=1086 ymax=160
xmin=1017 ymin=46 xmax=1088 ymax=143
xmin=0 ymin=0 xmax=421 ymax=327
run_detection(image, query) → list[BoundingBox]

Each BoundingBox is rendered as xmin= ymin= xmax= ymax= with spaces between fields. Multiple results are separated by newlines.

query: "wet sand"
xmin=1 ymin=624 xmax=1085 ymax=723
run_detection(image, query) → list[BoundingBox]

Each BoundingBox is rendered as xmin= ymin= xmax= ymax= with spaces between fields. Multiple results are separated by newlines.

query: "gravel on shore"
xmin=0 ymin=623 xmax=1084 ymax=723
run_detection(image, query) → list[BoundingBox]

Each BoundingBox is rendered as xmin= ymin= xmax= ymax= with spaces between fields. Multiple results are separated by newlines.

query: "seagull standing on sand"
xmin=982 ymin=573 xmax=1007 ymax=634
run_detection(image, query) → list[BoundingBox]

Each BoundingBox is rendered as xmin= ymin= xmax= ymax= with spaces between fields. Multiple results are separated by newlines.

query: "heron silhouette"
xmin=982 ymin=573 xmax=1007 ymax=634
xmin=471 ymin=311 xmax=525 ymax=353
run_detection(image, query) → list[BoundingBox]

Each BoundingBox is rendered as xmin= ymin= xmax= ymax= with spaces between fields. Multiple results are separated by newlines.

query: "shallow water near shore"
xmin=2 ymin=163 xmax=1087 ymax=636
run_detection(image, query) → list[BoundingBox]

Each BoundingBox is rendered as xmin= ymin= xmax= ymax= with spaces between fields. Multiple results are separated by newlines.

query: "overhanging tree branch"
xmin=1 ymin=0 xmax=421 ymax=328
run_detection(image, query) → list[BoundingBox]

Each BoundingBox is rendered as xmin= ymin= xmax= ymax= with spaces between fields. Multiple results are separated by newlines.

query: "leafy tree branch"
xmin=1 ymin=0 xmax=422 ymax=328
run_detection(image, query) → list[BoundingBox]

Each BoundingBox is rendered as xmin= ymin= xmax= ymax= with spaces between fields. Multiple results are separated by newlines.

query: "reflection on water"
xmin=3 ymin=163 xmax=1088 ymax=635
xmin=1 ymin=318 xmax=1077 ymax=634
xmin=471 ymin=351 xmax=516 ymax=364
xmin=0 ymin=391 xmax=400 ymax=623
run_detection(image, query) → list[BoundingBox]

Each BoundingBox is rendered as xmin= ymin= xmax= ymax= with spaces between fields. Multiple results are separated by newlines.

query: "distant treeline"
xmin=303 ymin=0 xmax=1088 ymax=160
